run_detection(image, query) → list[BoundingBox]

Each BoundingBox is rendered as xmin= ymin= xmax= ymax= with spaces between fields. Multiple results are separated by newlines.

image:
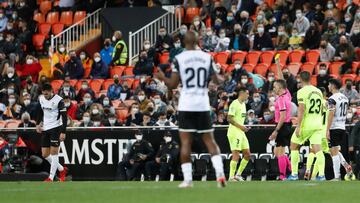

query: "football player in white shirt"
xmin=36 ymin=83 xmax=68 ymax=182
xmin=327 ymin=79 xmax=354 ymax=180
xmin=155 ymin=31 xmax=226 ymax=188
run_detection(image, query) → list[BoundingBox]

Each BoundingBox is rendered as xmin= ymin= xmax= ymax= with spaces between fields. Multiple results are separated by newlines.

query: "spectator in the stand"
xmin=155 ymin=111 xmax=175 ymax=127
xmin=111 ymin=30 xmax=128 ymax=66
xmin=107 ymin=74 xmax=123 ymax=100
xmin=322 ymin=20 xmax=338 ymax=46
xmin=344 ymin=13 xmax=354 ymax=34
xmin=175 ymin=24 xmax=187 ymax=47
xmin=322 ymin=10 xmax=337 ymax=33
xmin=275 ymin=25 xmax=289 ymax=50
xmin=58 ymin=80 xmax=76 ymax=100
xmin=76 ymin=93 xmax=93 ymax=120
xmin=229 ymin=24 xmax=250 ymax=51
xmin=282 ymin=68 xmax=297 ymax=96
xmin=1 ymin=66 xmax=20 ymax=91
xmin=151 ymin=93 xmax=166 ymax=114
xmin=293 ymin=9 xmax=310 ymax=37
xmin=213 ymin=18 xmax=224 ymax=34
xmin=237 ymin=11 xmax=253 ymax=35
xmin=267 ymin=16 xmax=278 ymax=38
xmin=224 ymin=11 xmax=236 ymax=36
xmin=262 ymin=71 xmax=275 ymax=93
xmin=303 ymin=21 xmax=321 ymax=50
xmin=63 ymin=96 xmax=77 ymax=120
xmin=20 ymin=93 xmax=37 ymax=120
xmin=18 ymin=111 xmax=35 ymax=128
xmin=76 ymin=80 xmax=95 ymax=102
xmin=250 ymin=91 xmax=266 ymax=117
xmin=52 ymin=44 xmax=69 ymax=76
xmin=101 ymin=96 xmax=116 ymax=114
xmin=211 ymin=0 xmax=227 ymax=24
xmin=102 ymin=113 xmax=121 ymax=127
xmin=169 ymin=37 xmax=184 ymax=63
xmin=326 ymin=0 xmax=341 ymax=21
xmin=245 ymin=109 xmax=259 ymax=125
xmin=23 ymin=76 xmax=39 ymax=102
xmin=126 ymin=102 xmax=143 ymax=126
xmin=239 ymin=74 xmax=256 ymax=95
xmin=90 ymin=52 xmax=109 ymax=79
xmin=202 ymin=27 xmax=219 ymax=52
xmin=190 ymin=16 xmax=206 ymax=35
xmin=2 ymin=32 xmax=21 ymax=56
xmin=319 ymin=37 xmax=335 ymax=62
xmin=3 ymin=93 xmax=21 ymax=119
xmin=134 ymin=50 xmax=154 ymax=76
xmin=253 ymin=23 xmax=273 ymax=51
xmin=340 ymin=79 xmax=360 ymax=102
xmin=317 ymin=63 xmax=331 ymax=93
xmin=214 ymin=28 xmax=230 ymax=52
xmin=136 ymin=90 xmax=150 ymax=112
xmin=350 ymin=27 xmax=360 ymax=48
xmin=334 ymin=36 xmax=355 ymax=74
xmin=16 ymin=55 xmax=42 ymax=83
xmin=260 ymin=108 xmax=275 ymax=124
xmin=335 ymin=24 xmax=348 ymax=45
xmin=79 ymin=51 xmax=93 ymax=76
xmin=100 ymin=38 xmax=114 ymax=66
xmin=0 ymin=9 xmax=8 ymax=32
xmin=231 ymin=59 xmax=247 ymax=82
xmin=314 ymin=3 xmax=325 ymax=24
xmin=155 ymin=26 xmax=173 ymax=53
xmin=288 ymin=27 xmax=303 ymax=50
xmin=142 ymin=39 xmax=156 ymax=64
xmin=303 ymin=2 xmax=315 ymax=22
xmin=351 ymin=9 xmax=360 ymax=34
xmin=140 ymin=112 xmax=155 ymax=126
xmin=79 ymin=112 xmax=93 ymax=127
xmin=62 ymin=50 xmax=84 ymax=79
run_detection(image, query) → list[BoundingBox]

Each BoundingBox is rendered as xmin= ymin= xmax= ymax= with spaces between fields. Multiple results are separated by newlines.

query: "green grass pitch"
xmin=1 ymin=181 xmax=360 ymax=203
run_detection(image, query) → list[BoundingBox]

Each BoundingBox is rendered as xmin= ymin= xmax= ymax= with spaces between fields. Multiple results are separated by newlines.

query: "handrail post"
xmin=129 ymin=31 xmax=133 ymax=66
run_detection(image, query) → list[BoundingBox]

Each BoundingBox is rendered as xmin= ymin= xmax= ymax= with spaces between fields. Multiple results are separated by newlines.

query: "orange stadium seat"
xmin=5 ymin=120 xmax=21 ymax=129
xmin=259 ymin=51 xmax=275 ymax=67
xmin=60 ymin=11 xmax=73 ymax=26
xmin=83 ymin=67 xmax=92 ymax=78
xmin=254 ymin=63 xmax=268 ymax=77
xmin=51 ymin=23 xmax=65 ymax=35
xmin=110 ymin=66 xmax=126 ymax=77
xmin=116 ymin=109 xmax=128 ymax=122
xmin=69 ymin=80 xmax=78 ymax=87
xmin=356 ymin=76 xmax=360 ymax=82
xmin=306 ymin=50 xmax=320 ymax=64
xmin=226 ymin=64 xmax=235 ymax=73
xmin=133 ymin=79 xmax=140 ymax=90
xmin=102 ymin=79 xmax=114 ymax=90
xmin=124 ymin=66 xmax=135 ymax=76
xmin=38 ymin=23 xmax=51 ymax=38
xmin=269 ymin=63 xmax=283 ymax=76
xmin=355 ymin=48 xmax=360 ymax=60
xmin=46 ymin=11 xmax=59 ymax=24
xmin=90 ymin=79 xmax=104 ymax=93
xmin=288 ymin=50 xmax=304 ymax=63
xmin=341 ymin=74 xmax=356 ymax=84
xmin=33 ymin=13 xmax=45 ymax=24
xmin=32 ymin=34 xmax=46 ymax=50
xmin=39 ymin=0 xmax=52 ymax=15
xmin=276 ymin=50 xmax=289 ymax=66
xmin=124 ymin=78 xmax=134 ymax=88
xmin=245 ymin=51 xmax=261 ymax=66
xmin=0 ymin=121 xmax=6 ymax=128
xmin=311 ymin=75 xmax=317 ymax=86
xmin=214 ymin=52 xmax=230 ymax=65
xmin=352 ymin=62 xmax=359 ymax=73
xmin=184 ymin=7 xmax=200 ymax=24
xmin=159 ymin=52 xmax=170 ymax=64
xmin=301 ymin=62 xmax=315 ymax=75
xmin=329 ymin=62 xmax=345 ymax=75
xmin=242 ymin=64 xmax=255 ymax=73
xmin=287 ymin=62 xmax=301 ymax=76
xmin=51 ymin=80 xmax=64 ymax=93
xmin=74 ymin=11 xmax=87 ymax=25
xmin=123 ymin=99 xmax=136 ymax=107
xmin=231 ymin=51 xmax=247 ymax=63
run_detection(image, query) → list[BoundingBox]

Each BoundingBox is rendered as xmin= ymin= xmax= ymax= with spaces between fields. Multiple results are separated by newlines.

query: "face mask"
xmin=253 ymin=97 xmax=261 ymax=103
xmin=92 ymin=109 xmax=99 ymax=115
xmin=80 ymin=54 xmax=86 ymax=60
xmin=82 ymin=84 xmax=88 ymax=90
xmin=144 ymin=44 xmax=150 ymax=50
xmin=235 ymin=64 xmax=241 ymax=70
xmin=0 ymin=14 xmax=3 ymax=18
xmin=241 ymin=79 xmax=248 ymax=84
xmin=83 ymin=117 xmax=90 ymax=123
xmin=357 ymin=13 xmax=360 ymax=19
xmin=59 ymin=47 xmax=65 ymax=53
xmin=327 ymin=4 xmax=333 ymax=9
xmin=354 ymin=30 xmax=360 ymax=35
xmin=26 ymin=59 xmax=33 ymax=65
xmin=94 ymin=121 xmax=101 ymax=127
xmin=194 ymin=21 xmax=200 ymax=26
xmin=138 ymin=95 xmax=145 ymax=101
xmin=278 ymin=31 xmax=285 ymax=36
xmin=135 ymin=135 xmax=143 ymax=141
xmin=256 ymin=15 xmax=263 ymax=21
xmin=319 ymin=69 xmax=327 ymax=75
xmin=112 ymin=36 xmax=116 ymax=42
xmin=226 ymin=16 xmax=233 ymax=22
xmin=147 ymin=107 xmax=154 ymax=112
xmin=109 ymin=118 xmax=116 ymax=125
xmin=9 ymin=98 xmax=16 ymax=105
xmin=164 ymin=136 xmax=172 ymax=143
xmin=84 ymin=98 xmax=92 ymax=105
xmin=7 ymin=25 xmax=12 ymax=30
xmin=103 ymin=100 xmax=109 ymax=106
xmin=269 ymin=106 xmax=275 ymax=112
xmin=257 ymin=27 xmax=264 ymax=33
xmin=268 ymin=76 xmax=275 ymax=82
xmin=7 ymin=88 xmax=14 ymax=94
xmin=163 ymin=44 xmax=169 ymax=49
xmin=20 ymin=2 xmax=25 ymax=7
xmin=63 ymin=86 xmax=70 ymax=91
xmin=24 ymin=99 xmax=31 ymax=106
xmin=180 ymin=28 xmax=187 ymax=35
xmin=206 ymin=31 xmax=212 ymax=36
xmin=345 ymin=17 xmax=351 ymax=22
xmin=174 ymin=43 xmax=181 ymax=48
xmin=269 ymin=97 xmax=275 ymax=103
xmin=154 ymin=98 xmax=161 ymax=104
xmin=346 ymin=113 xmax=353 ymax=119
xmin=149 ymin=84 xmax=156 ymax=89
xmin=94 ymin=57 xmax=101 ymax=63
xmin=7 ymin=73 xmax=14 ymax=78
xmin=296 ymin=13 xmax=302 ymax=19
xmin=159 ymin=32 xmax=166 ymax=37
xmin=219 ymin=33 xmax=226 ymax=38
xmin=64 ymin=102 xmax=70 ymax=107
xmin=264 ymin=114 xmax=271 ymax=121
xmin=0 ymin=36 xmax=3 ymax=41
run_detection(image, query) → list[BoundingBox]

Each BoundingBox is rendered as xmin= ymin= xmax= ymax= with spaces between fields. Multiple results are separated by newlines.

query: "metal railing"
xmin=49 ymin=8 xmax=102 ymax=62
xmin=128 ymin=6 xmax=182 ymax=65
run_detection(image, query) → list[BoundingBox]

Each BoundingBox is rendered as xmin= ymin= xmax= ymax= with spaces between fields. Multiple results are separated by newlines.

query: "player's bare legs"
xmin=201 ymin=132 xmax=226 ymax=187
xmin=178 ymin=132 xmax=193 ymax=188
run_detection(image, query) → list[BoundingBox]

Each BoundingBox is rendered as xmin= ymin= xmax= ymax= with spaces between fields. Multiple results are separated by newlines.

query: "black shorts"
xmin=41 ymin=126 xmax=61 ymax=148
xmin=178 ymin=111 xmax=213 ymax=133
xmin=275 ymin=122 xmax=292 ymax=147
xmin=330 ymin=129 xmax=345 ymax=147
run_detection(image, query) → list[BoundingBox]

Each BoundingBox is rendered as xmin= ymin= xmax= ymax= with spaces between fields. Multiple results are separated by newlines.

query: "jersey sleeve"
xmin=278 ymin=96 xmax=287 ymax=111
xmin=228 ymin=102 xmax=236 ymax=116
xmin=297 ymin=89 xmax=305 ymax=104
xmin=171 ymin=57 xmax=179 ymax=73
xmin=328 ymin=97 xmax=336 ymax=111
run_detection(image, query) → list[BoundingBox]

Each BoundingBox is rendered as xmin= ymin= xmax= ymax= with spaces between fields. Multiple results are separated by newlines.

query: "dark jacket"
xmin=90 ymin=60 xmax=109 ymax=79
xmin=134 ymin=58 xmax=154 ymax=76
xmin=156 ymin=140 xmax=179 ymax=164
xmin=62 ymin=57 xmax=84 ymax=79
xmin=229 ymin=33 xmax=250 ymax=51
xmin=128 ymin=140 xmax=154 ymax=162
xmin=303 ymin=29 xmax=321 ymax=50
xmin=253 ymin=33 xmax=273 ymax=51
xmin=349 ymin=121 xmax=360 ymax=147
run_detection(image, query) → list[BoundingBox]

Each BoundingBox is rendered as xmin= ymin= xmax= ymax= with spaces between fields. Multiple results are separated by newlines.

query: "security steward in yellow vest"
xmin=111 ymin=30 xmax=128 ymax=66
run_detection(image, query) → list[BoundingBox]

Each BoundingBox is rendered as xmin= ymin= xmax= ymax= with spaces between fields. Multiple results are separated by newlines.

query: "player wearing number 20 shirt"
xmin=171 ymin=50 xmax=216 ymax=133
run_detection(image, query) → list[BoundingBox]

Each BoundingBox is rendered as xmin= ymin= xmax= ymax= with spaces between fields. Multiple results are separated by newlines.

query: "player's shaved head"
xmin=184 ymin=31 xmax=198 ymax=49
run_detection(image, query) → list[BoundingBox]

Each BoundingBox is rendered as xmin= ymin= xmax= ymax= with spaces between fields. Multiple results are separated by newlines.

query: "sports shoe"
xmin=316 ymin=176 xmax=326 ymax=181
xmin=344 ymin=172 xmax=356 ymax=181
xmin=304 ymin=170 xmax=311 ymax=181
xmin=58 ymin=167 xmax=68 ymax=182
xmin=44 ymin=178 xmax=53 ymax=182
xmin=178 ymin=181 xmax=193 ymax=188
xmin=229 ymin=175 xmax=244 ymax=182
xmin=287 ymin=174 xmax=299 ymax=181
xmin=217 ymin=176 xmax=227 ymax=188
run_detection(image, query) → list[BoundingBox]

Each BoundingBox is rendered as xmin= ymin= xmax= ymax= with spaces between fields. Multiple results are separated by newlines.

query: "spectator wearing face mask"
xmin=0 ymin=9 xmax=8 ymax=32
xmin=317 ymin=63 xmax=331 ymax=93
xmin=155 ymin=111 xmax=175 ymax=127
xmin=100 ymin=96 xmax=116 ymax=113
xmin=62 ymin=96 xmax=77 ymax=120
xmin=76 ymin=80 xmax=95 ymax=101
xmin=58 ymin=80 xmax=76 ymax=100
xmin=319 ymin=37 xmax=335 ymax=62
xmin=288 ymin=27 xmax=303 ymax=50
xmin=293 ymin=9 xmax=310 ymax=37
xmin=126 ymin=103 xmax=143 ymax=126
xmin=175 ymin=24 xmax=187 ymax=47
xmin=211 ymin=1 xmax=227 ymax=24
xmin=340 ymin=79 xmax=360 ymax=103
xmin=334 ymin=36 xmax=355 ymax=74
xmin=61 ymin=50 xmax=84 ymax=79
xmin=111 ymin=30 xmax=128 ymax=66
xmin=79 ymin=112 xmax=93 ymax=127
xmin=79 ymin=51 xmax=93 ymax=78
xmin=3 ymin=94 xmax=21 ymax=119
xmin=19 ymin=93 xmax=37 ymax=120
xmin=90 ymin=52 xmax=109 ymax=79
xmin=215 ymin=28 xmax=230 ymax=52
xmin=18 ymin=112 xmax=35 ymax=128
xmin=141 ymin=112 xmax=155 ymax=126
xmin=303 ymin=21 xmax=322 ymax=50
xmin=202 ymin=27 xmax=219 ymax=52
xmin=0 ymin=66 xmax=20 ymax=90
xmin=236 ymin=11 xmax=253 ymax=35
xmin=224 ymin=11 xmax=236 ymax=35
xmin=190 ymin=16 xmax=206 ymax=35
xmin=155 ymin=26 xmax=173 ymax=53
xmin=239 ymin=74 xmax=256 ymax=95
xmin=152 ymin=93 xmax=166 ymax=115
xmin=261 ymin=71 xmax=275 ymax=93
xmin=350 ymin=27 xmax=360 ymax=48
xmin=89 ymin=104 xmax=103 ymax=120
xmin=142 ymin=40 xmax=156 ymax=64
xmin=230 ymin=59 xmax=247 ymax=83
xmin=260 ymin=108 xmax=275 ymax=124
xmin=322 ymin=20 xmax=338 ymax=46
xmin=102 ymin=113 xmax=121 ymax=127
xmin=100 ymin=38 xmax=114 ymax=66
xmin=76 ymin=93 xmax=93 ymax=120
xmin=51 ymin=44 xmax=69 ymax=77
xmin=107 ymin=74 xmax=123 ymax=100
xmin=250 ymin=92 xmax=266 ymax=117
xmin=245 ymin=109 xmax=259 ymax=125
xmin=134 ymin=50 xmax=154 ymax=76
xmin=169 ymin=37 xmax=184 ymax=63
xmin=313 ymin=4 xmax=325 ymax=24
xmin=116 ymin=130 xmax=154 ymax=181
xmin=229 ymin=24 xmax=250 ymax=51
xmin=16 ymin=55 xmax=42 ymax=83
xmin=253 ymin=24 xmax=273 ymax=51
xmin=275 ymin=25 xmax=289 ymax=50
xmin=23 ymin=76 xmax=39 ymax=102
